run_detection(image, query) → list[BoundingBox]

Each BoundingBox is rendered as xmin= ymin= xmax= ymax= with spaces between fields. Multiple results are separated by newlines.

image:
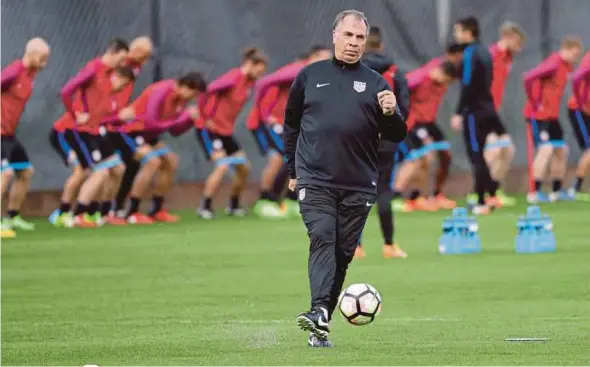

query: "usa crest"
xmin=353 ymin=81 xmax=366 ymax=93
xmin=299 ymin=188 xmax=306 ymax=201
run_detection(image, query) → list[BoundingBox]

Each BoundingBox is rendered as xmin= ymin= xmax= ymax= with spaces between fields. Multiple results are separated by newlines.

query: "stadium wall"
xmin=2 ymin=0 xmax=590 ymax=197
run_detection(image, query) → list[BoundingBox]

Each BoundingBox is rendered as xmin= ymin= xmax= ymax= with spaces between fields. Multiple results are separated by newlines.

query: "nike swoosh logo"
xmin=317 ymin=317 xmax=329 ymax=327
xmin=316 ymin=83 xmax=330 ymax=88
xmin=366 ymin=202 xmax=374 ymax=206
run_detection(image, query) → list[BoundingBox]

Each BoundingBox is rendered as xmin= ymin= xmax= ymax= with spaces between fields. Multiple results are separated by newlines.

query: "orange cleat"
xmin=127 ymin=213 xmax=154 ymax=225
xmin=354 ymin=246 xmax=366 ymax=259
xmin=74 ymin=215 xmax=97 ymax=228
xmin=434 ymin=194 xmax=457 ymax=209
xmin=413 ymin=197 xmax=439 ymax=212
xmin=106 ymin=214 xmax=128 ymax=226
xmin=401 ymin=200 xmax=417 ymax=212
xmin=151 ymin=211 xmax=180 ymax=223
xmin=383 ymin=244 xmax=408 ymax=258
xmin=486 ymin=196 xmax=503 ymax=209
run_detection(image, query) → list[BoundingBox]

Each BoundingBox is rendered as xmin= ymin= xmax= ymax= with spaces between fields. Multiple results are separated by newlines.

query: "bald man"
xmin=111 ymin=36 xmax=154 ymax=218
xmin=1 ymin=38 xmax=50 ymax=234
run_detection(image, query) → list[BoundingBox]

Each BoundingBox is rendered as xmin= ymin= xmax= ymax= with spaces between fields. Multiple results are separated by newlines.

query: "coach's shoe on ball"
xmin=472 ymin=205 xmax=491 ymax=215
xmin=383 ymin=244 xmax=407 ymax=258
xmin=296 ymin=307 xmax=330 ymax=341
xmin=5 ymin=215 xmax=35 ymax=231
xmin=308 ymin=333 xmax=333 ymax=348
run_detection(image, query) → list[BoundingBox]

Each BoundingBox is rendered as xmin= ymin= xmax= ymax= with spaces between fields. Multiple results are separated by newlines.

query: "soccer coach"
xmin=283 ymin=9 xmax=407 ymax=347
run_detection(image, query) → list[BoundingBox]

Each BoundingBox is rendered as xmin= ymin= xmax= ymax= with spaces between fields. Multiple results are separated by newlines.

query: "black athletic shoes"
xmin=296 ymin=307 xmax=330 ymax=343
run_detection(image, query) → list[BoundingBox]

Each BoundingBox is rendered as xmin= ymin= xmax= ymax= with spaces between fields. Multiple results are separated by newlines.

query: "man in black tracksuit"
xmin=452 ymin=17 xmax=497 ymax=214
xmin=284 ymin=10 xmax=407 ymax=347
xmin=356 ymin=25 xmax=410 ymax=259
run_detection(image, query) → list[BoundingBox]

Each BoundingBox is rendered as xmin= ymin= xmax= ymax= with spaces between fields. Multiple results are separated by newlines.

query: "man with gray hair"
xmin=284 ymin=9 xmax=407 ymax=347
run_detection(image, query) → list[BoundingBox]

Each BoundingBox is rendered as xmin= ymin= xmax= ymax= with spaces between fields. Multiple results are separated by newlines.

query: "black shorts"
xmin=395 ymin=130 xmax=424 ymax=163
xmin=64 ymin=131 xmax=104 ymax=169
xmin=108 ymin=131 xmax=159 ymax=163
xmin=377 ymin=149 xmax=396 ymax=192
xmin=485 ymin=114 xmax=507 ymax=136
xmin=49 ymin=129 xmax=77 ymax=167
xmin=251 ymin=124 xmax=284 ymax=155
xmin=1 ymin=136 xmax=31 ymax=172
xmin=568 ymin=109 xmax=590 ymax=150
xmin=528 ymin=119 xmax=564 ymax=147
xmin=412 ymin=122 xmax=446 ymax=142
xmin=196 ymin=130 xmax=241 ymax=160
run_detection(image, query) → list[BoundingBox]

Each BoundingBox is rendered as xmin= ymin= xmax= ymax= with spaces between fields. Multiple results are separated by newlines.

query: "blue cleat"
xmin=308 ymin=333 xmax=333 ymax=348
xmin=549 ymin=190 xmax=574 ymax=202
xmin=48 ymin=209 xmax=60 ymax=225
xmin=527 ymin=191 xmax=551 ymax=204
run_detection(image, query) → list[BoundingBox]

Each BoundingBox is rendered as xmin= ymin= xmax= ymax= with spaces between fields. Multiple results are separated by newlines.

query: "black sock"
xmin=488 ymin=180 xmax=499 ymax=197
xmin=7 ymin=210 xmax=18 ymax=218
xmin=433 ymin=189 xmax=441 ymax=197
xmin=574 ymin=176 xmax=584 ymax=192
xmin=377 ymin=194 xmax=394 ymax=244
xmin=87 ymin=201 xmax=99 ymax=215
xmin=409 ymin=190 xmax=420 ymax=201
xmin=552 ymin=180 xmax=562 ymax=192
xmin=534 ymin=180 xmax=542 ymax=192
xmin=127 ymin=197 xmax=141 ymax=216
xmin=259 ymin=190 xmax=279 ymax=202
xmin=477 ymin=191 xmax=486 ymax=205
xmin=100 ymin=201 xmax=112 ymax=217
xmin=59 ymin=202 xmax=71 ymax=214
xmin=229 ymin=195 xmax=239 ymax=210
xmin=150 ymin=196 xmax=164 ymax=215
xmin=74 ymin=203 xmax=87 ymax=216
xmin=287 ymin=190 xmax=297 ymax=201
xmin=202 ymin=197 xmax=212 ymax=211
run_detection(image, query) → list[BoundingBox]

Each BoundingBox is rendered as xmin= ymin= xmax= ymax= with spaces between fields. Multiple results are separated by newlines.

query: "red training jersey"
xmin=1 ymin=60 xmax=37 ymax=136
xmin=489 ymin=43 xmax=514 ymax=111
xmin=198 ymin=68 xmax=256 ymax=136
xmin=567 ymin=52 xmax=590 ymax=113
xmin=52 ymin=114 xmax=75 ymax=132
xmin=405 ymin=59 xmax=448 ymax=129
xmin=523 ymin=52 xmax=573 ymax=120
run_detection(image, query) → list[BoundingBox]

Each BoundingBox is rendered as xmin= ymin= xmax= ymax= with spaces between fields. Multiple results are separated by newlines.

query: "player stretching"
xmin=1 ymin=38 xmax=50 ymax=237
xmin=196 ymin=47 xmax=267 ymax=219
xmin=112 ymin=37 xmax=154 ymax=218
xmin=467 ymin=22 xmax=525 ymax=207
xmin=355 ymin=25 xmax=409 ymax=259
xmin=524 ymin=37 xmax=582 ymax=203
xmin=451 ymin=17 xmax=498 ymax=215
xmin=566 ymin=51 xmax=590 ymax=201
xmin=117 ymin=73 xmax=205 ymax=224
xmin=248 ymin=46 xmax=331 ymax=219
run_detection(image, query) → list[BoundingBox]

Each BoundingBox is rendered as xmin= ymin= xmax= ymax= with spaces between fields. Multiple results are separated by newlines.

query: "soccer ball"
xmin=338 ymin=283 xmax=382 ymax=326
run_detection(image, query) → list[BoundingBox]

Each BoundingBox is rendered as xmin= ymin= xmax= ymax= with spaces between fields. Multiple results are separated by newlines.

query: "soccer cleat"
xmin=253 ymin=200 xmax=287 ymax=219
xmin=569 ymin=188 xmax=590 ymax=202
xmin=151 ymin=210 xmax=180 ymax=223
xmin=84 ymin=213 xmax=104 ymax=227
xmin=353 ymin=246 xmax=366 ymax=259
xmin=55 ymin=212 xmax=74 ymax=228
xmin=105 ymin=214 xmax=128 ymax=226
xmin=391 ymin=198 xmax=405 ymax=212
xmin=73 ymin=215 xmax=97 ymax=228
xmin=465 ymin=192 xmax=478 ymax=205
xmin=226 ymin=207 xmax=247 ymax=217
xmin=527 ymin=191 xmax=551 ymax=204
xmin=1 ymin=222 xmax=16 ymax=238
xmin=127 ymin=213 xmax=154 ymax=225
xmin=383 ymin=244 xmax=407 ymax=258
xmin=5 ymin=216 xmax=35 ymax=231
xmin=307 ymin=333 xmax=333 ymax=348
xmin=486 ymin=196 xmax=503 ymax=209
xmin=549 ymin=190 xmax=574 ymax=202
xmin=403 ymin=198 xmax=438 ymax=212
xmin=433 ymin=194 xmax=457 ymax=209
xmin=296 ymin=307 xmax=330 ymax=341
xmin=197 ymin=208 xmax=215 ymax=220
xmin=472 ymin=205 xmax=491 ymax=215
xmin=495 ymin=189 xmax=517 ymax=206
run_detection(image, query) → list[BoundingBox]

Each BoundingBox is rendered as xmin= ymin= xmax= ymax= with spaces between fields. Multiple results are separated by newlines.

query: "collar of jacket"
xmin=332 ymin=56 xmax=361 ymax=70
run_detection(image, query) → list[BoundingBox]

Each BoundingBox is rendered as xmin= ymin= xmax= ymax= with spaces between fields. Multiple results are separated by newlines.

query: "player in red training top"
xmin=60 ymin=38 xmax=131 ymax=227
xmin=480 ymin=22 xmax=526 ymax=208
xmin=566 ymin=51 xmax=590 ymax=201
xmin=115 ymin=72 xmax=205 ymax=224
xmin=523 ymin=36 xmax=582 ymax=203
xmin=111 ymin=36 xmax=154 ymax=218
xmin=1 ymin=38 xmax=50 ymax=235
xmin=247 ymin=46 xmax=331 ymax=219
xmin=195 ymin=47 xmax=268 ymax=219
xmin=393 ymin=60 xmax=457 ymax=214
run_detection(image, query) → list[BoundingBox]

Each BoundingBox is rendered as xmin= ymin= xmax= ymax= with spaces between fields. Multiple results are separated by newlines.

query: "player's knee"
xmin=2 ymin=170 xmax=14 ymax=183
xmin=309 ymin=224 xmax=336 ymax=247
xmin=439 ymin=149 xmax=451 ymax=163
xmin=144 ymin=156 xmax=162 ymax=171
xmin=112 ymin=162 xmax=126 ymax=178
xmin=18 ymin=166 xmax=34 ymax=180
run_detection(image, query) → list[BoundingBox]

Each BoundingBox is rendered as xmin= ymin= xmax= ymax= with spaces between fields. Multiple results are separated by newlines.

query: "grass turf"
xmin=1 ymin=200 xmax=589 ymax=365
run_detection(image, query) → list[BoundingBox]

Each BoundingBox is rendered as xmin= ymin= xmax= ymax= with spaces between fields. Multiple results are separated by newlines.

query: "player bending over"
xmin=1 ymin=37 xmax=50 ymax=236
xmin=196 ymin=47 xmax=267 ymax=219
xmin=524 ymin=36 xmax=582 ymax=203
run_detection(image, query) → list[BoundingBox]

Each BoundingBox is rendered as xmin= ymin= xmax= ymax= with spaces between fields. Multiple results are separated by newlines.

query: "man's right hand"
xmin=76 ymin=113 xmax=90 ymax=124
xmin=288 ymin=179 xmax=297 ymax=191
xmin=118 ymin=107 xmax=135 ymax=121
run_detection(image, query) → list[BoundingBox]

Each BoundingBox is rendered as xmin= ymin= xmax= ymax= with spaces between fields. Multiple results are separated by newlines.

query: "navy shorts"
xmin=568 ymin=109 xmax=590 ymax=150
xmin=196 ymin=130 xmax=241 ymax=160
xmin=49 ymin=129 xmax=77 ymax=167
xmin=1 ymin=136 xmax=32 ymax=172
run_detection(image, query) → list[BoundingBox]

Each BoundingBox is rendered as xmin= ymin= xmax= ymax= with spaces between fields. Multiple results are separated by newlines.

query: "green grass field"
xmin=2 ymin=200 xmax=589 ymax=365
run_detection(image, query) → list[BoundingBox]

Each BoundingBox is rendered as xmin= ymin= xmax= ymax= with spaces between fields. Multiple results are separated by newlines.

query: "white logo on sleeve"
xmin=353 ymin=81 xmax=366 ymax=93
xmin=299 ymin=188 xmax=306 ymax=201
xmin=316 ymin=83 xmax=330 ymax=88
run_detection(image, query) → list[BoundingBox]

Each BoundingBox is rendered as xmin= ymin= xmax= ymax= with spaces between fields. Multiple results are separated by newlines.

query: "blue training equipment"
xmin=515 ymin=206 xmax=556 ymax=254
xmin=48 ymin=209 xmax=60 ymax=224
xmin=438 ymin=207 xmax=482 ymax=255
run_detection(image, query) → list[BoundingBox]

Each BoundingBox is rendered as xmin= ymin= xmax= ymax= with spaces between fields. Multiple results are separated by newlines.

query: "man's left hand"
xmin=377 ymin=90 xmax=397 ymax=116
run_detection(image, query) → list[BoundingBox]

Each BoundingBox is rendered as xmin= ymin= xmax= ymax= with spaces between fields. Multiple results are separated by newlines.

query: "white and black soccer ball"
xmin=338 ymin=283 xmax=382 ymax=326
